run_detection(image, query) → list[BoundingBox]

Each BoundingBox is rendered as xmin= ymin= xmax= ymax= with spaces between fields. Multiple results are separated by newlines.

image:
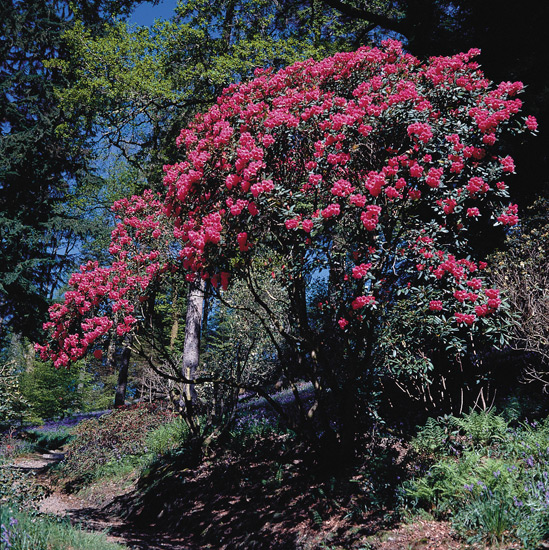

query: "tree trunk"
xmin=181 ymin=278 xmax=206 ymax=417
xmin=114 ymin=343 xmax=131 ymax=408
xmin=169 ymin=283 xmax=180 ymax=350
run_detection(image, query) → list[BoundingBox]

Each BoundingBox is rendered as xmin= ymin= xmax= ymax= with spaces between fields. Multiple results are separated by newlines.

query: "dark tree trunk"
xmin=114 ymin=344 xmax=131 ymax=408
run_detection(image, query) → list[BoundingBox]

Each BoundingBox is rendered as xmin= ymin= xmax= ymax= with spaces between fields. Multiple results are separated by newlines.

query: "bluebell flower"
xmin=1 ymin=524 xmax=11 ymax=547
xmin=513 ymin=496 xmax=523 ymax=507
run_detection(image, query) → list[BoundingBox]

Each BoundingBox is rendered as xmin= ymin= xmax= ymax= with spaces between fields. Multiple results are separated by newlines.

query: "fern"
xmin=453 ymin=410 xmax=508 ymax=448
xmin=412 ymin=415 xmax=456 ymax=457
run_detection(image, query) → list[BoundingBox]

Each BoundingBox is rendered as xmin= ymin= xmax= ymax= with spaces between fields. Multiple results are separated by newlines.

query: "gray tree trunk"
xmin=181 ymin=278 xmax=206 ymax=416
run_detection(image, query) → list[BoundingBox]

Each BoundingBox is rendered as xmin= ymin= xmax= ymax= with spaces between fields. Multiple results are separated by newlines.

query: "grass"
xmin=0 ymin=505 xmax=128 ymax=550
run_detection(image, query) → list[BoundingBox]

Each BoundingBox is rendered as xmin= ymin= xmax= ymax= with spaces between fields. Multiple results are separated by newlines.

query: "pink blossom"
xmin=352 ymin=263 xmax=371 ymax=279
xmin=455 ymin=312 xmax=476 ymax=325
xmin=466 ymin=278 xmax=482 ymax=290
xmin=500 ymin=155 xmax=515 ymax=173
xmin=466 ymin=177 xmax=486 ymax=195
xmin=443 ymin=198 xmax=457 ymax=214
xmin=352 ymin=295 xmax=376 ymax=309
xmin=285 ymin=218 xmax=300 ymax=230
xmin=409 ymin=163 xmax=424 ymax=178
xmin=321 ymin=204 xmax=341 ymax=218
xmin=407 ymin=122 xmax=433 ymax=143
xmin=425 ymin=167 xmax=443 ymax=188
xmin=467 ymin=207 xmax=480 ymax=217
xmin=237 ymin=232 xmax=250 ymax=252
xmin=525 ymin=115 xmax=538 ymax=131
xmin=485 ymin=288 xmax=499 ymax=299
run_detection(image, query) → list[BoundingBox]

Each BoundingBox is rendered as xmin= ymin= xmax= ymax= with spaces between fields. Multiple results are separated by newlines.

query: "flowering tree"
xmin=38 ymin=40 xmax=536 ymax=449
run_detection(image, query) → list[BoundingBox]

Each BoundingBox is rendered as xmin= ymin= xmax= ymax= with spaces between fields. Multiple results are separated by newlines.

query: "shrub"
xmin=23 ymin=427 xmax=73 ymax=452
xmin=39 ymin=41 xmax=537 ymax=451
xmin=19 ymin=360 xmax=88 ymax=421
xmin=58 ymin=403 xmax=174 ymax=487
xmin=0 ymin=467 xmax=47 ymax=510
xmin=405 ymin=410 xmax=549 ymax=548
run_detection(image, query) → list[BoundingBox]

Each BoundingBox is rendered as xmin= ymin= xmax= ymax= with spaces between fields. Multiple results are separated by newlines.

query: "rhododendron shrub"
xmin=36 ymin=190 xmax=176 ymax=368
xmin=39 ymin=40 xmax=536 ymax=445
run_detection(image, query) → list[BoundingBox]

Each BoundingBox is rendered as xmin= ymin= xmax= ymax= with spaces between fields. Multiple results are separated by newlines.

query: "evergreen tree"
xmin=0 ymin=0 xmax=141 ymax=346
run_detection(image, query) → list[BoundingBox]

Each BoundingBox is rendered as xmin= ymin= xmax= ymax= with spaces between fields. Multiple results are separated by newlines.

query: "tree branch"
xmin=320 ymin=0 xmax=408 ymax=35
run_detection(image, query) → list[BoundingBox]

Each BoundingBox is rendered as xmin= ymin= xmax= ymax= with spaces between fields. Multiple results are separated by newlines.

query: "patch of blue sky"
xmin=128 ymin=0 xmax=179 ymax=26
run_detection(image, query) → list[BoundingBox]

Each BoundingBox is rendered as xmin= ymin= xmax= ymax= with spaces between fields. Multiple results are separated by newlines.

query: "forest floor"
xmin=10 ymin=438 xmax=513 ymax=550
xmin=6 ymin=393 xmax=531 ymax=550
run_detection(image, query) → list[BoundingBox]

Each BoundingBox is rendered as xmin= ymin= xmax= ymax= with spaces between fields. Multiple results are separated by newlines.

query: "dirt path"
xmin=12 ymin=449 xmax=65 ymax=472
xmin=41 ymin=487 xmax=192 ymax=549
xmin=10 ymin=451 xmax=192 ymax=549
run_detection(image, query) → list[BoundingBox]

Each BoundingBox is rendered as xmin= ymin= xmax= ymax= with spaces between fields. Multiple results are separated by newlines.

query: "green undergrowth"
xmin=0 ymin=505 xmax=128 ymax=550
xmin=403 ymin=409 xmax=549 ymax=549
xmin=23 ymin=426 xmax=74 ymax=452
xmin=54 ymin=403 xmax=180 ymax=490
xmin=11 ymin=399 xmax=549 ymax=549
xmin=0 ymin=467 xmax=48 ymax=511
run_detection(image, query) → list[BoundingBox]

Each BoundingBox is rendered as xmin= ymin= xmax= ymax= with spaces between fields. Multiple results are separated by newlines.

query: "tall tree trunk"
xmin=169 ymin=282 xmax=180 ymax=350
xmin=181 ymin=278 xmax=206 ymax=418
xmin=114 ymin=343 xmax=131 ymax=408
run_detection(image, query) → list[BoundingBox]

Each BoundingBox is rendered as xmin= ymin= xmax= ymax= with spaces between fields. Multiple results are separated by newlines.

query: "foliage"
xmin=143 ymin=417 xmax=190 ymax=457
xmin=57 ymin=404 xmax=174 ymax=487
xmin=0 ymin=361 xmax=29 ymax=430
xmin=0 ymin=505 xmax=128 ymax=550
xmin=51 ymin=0 xmax=349 ymax=187
xmin=19 ymin=360 xmax=90 ymax=422
xmin=0 ymin=467 xmax=47 ymax=512
xmin=23 ymin=428 xmax=74 ymax=453
xmin=405 ymin=410 xmax=549 ymax=548
xmin=491 ymin=197 xmax=549 ymax=385
xmin=410 ymin=415 xmax=456 ymax=456
xmin=0 ymin=0 xmax=142 ymax=345
xmin=38 ymin=41 xmax=536 ymax=450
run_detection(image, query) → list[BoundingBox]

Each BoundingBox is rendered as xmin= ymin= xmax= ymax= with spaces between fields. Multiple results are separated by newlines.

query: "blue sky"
xmin=129 ymin=0 xmax=179 ymax=26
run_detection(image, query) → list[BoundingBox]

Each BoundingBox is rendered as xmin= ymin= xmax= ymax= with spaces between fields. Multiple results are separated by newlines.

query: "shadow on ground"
xmin=68 ymin=432 xmax=402 ymax=550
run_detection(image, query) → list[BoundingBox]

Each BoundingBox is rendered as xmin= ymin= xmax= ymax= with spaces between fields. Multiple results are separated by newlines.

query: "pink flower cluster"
xmin=361 ymin=205 xmax=381 ymax=231
xmin=413 ymin=238 xmax=505 ymax=326
xmin=497 ymin=203 xmax=519 ymax=226
xmin=352 ymin=263 xmax=372 ymax=279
